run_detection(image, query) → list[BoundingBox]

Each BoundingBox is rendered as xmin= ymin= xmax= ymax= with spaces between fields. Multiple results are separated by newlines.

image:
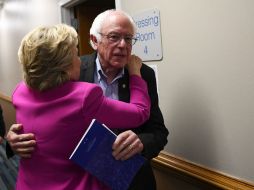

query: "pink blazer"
xmin=13 ymin=75 xmax=150 ymax=190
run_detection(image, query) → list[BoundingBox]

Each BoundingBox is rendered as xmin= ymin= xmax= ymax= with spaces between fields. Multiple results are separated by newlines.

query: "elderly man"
xmin=7 ymin=9 xmax=168 ymax=190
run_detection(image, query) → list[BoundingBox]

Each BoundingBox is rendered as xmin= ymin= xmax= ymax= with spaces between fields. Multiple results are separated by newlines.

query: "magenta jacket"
xmin=13 ymin=75 xmax=150 ymax=190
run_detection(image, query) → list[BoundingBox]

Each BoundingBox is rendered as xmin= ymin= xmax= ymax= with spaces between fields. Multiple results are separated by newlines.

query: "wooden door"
xmin=74 ymin=0 xmax=115 ymax=56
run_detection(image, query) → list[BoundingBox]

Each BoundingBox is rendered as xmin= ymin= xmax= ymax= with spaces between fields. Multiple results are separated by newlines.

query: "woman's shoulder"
xmin=68 ymin=81 xmax=102 ymax=97
xmin=12 ymin=81 xmax=27 ymax=95
xmin=70 ymin=81 xmax=99 ymax=91
xmin=69 ymin=82 xmax=103 ymax=109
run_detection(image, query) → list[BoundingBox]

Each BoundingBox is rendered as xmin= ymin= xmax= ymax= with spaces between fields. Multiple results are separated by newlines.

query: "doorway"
xmin=73 ymin=0 xmax=115 ymax=55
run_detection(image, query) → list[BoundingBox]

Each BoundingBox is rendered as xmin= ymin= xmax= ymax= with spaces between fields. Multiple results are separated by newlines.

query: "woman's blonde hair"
xmin=18 ymin=23 xmax=78 ymax=91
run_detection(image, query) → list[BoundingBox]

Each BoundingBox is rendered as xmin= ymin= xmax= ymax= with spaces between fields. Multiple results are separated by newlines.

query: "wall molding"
xmin=152 ymin=151 xmax=254 ymax=190
xmin=0 ymin=92 xmax=11 ymax=102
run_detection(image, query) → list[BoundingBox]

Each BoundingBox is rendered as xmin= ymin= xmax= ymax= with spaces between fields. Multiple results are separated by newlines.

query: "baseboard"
xmin=152 ymin=151 xmax=254 ymax=190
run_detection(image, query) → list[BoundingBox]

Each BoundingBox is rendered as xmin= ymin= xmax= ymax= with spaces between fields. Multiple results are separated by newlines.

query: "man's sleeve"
xmin=135 ymin=65 xmax=169 ymax=160
xmin=0 ymin=105 xmax=6 ymax=137
xmin=0 ymin=106 xmax=15 ymax=158
xmin=6 ymin=142 xmax=14 ymax=158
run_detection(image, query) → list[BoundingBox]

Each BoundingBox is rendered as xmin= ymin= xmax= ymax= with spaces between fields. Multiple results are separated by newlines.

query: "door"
xmin=74 ymin=0 xmax=115 ymax=55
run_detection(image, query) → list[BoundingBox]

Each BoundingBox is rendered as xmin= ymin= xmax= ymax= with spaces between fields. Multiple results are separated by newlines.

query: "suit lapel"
xmin=118 ymin=69 xmax=130 ymax=103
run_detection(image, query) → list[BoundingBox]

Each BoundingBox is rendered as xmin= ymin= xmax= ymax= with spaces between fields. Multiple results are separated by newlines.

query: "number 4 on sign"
xmin=144 ymin=46 xmax=148 ymax=54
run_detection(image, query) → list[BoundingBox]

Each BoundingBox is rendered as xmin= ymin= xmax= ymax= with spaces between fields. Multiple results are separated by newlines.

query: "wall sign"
xmin=132 ymin=9 xmax=163 ymax=61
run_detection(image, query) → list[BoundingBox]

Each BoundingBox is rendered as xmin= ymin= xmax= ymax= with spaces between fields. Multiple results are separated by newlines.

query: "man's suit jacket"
xmin=0 ymin=105 xmax=6 ymax=138
xmin=80 ymin=52 xmax=169 ymax=190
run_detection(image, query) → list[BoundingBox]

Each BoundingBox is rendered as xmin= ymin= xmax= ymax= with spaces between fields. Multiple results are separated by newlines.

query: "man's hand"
xmin=112 ymin=130 xmax=143 ymax=161
xmin=6 ymin=124 xmax=36 ymax=158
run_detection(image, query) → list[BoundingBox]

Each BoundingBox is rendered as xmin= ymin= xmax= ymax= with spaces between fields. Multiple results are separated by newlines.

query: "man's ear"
xmin=90 ymin=34 xmax=98 ymax=50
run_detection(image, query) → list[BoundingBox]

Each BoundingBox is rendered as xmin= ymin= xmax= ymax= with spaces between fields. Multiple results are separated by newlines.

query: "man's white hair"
xmin=89 ymin=9 xmax=137 ymax=50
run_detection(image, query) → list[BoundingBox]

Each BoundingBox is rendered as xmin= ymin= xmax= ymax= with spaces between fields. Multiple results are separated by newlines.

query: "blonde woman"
xmin=13 ymin=23 xmax=150 ymax=190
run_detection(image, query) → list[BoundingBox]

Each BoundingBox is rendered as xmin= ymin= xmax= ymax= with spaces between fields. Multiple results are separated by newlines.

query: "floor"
xmin=0 ymin=141 xmax=19 ymax=190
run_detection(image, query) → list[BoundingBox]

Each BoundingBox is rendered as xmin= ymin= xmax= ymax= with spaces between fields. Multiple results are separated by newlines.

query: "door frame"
xmin=58 ymin=0 xmax=121 ymax=24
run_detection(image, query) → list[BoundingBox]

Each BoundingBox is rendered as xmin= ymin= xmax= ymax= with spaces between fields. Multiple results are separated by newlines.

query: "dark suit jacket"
xmin=80 ymin=52 xmax=169 ymax=190
xmin=0 ymin=105 xmax=6 ymax=138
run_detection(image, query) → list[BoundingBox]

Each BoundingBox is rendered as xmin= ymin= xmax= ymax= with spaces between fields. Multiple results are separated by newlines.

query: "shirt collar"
xmin=95 ymin=56 xmax=125 ymax=84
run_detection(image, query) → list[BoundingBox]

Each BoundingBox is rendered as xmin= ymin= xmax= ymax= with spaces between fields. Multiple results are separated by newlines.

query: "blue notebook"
xmin=69 ymin=119 xmax=145 ymax=190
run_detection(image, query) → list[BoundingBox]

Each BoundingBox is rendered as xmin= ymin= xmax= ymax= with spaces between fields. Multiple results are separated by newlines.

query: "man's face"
xmin=96 ymin=13 xmax=134 ymax=70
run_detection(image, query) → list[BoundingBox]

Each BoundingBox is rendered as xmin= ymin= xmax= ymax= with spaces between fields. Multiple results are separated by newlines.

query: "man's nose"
xmin=118 ymin=38 xmax=128 ymax=47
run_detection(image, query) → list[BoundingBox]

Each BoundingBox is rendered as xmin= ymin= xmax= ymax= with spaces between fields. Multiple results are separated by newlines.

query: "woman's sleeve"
xmin=82 ymin=75 xmax=150 ymax=129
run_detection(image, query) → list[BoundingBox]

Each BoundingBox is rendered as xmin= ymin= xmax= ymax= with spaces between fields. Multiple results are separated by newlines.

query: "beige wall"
xmin=118 ymin=0 xmax=254 ymax=183
xmin=0 ymin=0 xmax=60 ymax=96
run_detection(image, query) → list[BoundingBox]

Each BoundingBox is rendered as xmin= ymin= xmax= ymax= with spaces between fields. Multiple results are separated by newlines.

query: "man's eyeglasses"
xmin=99 ymin=33 xmax=137 ymax=46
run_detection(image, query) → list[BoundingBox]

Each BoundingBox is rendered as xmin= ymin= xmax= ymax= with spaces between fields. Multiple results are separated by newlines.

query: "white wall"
xmin=119 ymin=0 xmax=254 ymax=183
xmin=0 ymin=0 xmax=60 ymax=96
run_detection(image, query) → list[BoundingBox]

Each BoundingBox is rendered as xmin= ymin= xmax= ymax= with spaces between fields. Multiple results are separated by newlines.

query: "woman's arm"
xmin=83 ymin=55 xmax=150 ymax=129
xmin=83 ymin=75 xmax=150 ymax=129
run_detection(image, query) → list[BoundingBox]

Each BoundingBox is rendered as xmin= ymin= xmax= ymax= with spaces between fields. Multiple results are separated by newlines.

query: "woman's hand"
xmin=126 ymin=54 xmax=142 ymax=77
